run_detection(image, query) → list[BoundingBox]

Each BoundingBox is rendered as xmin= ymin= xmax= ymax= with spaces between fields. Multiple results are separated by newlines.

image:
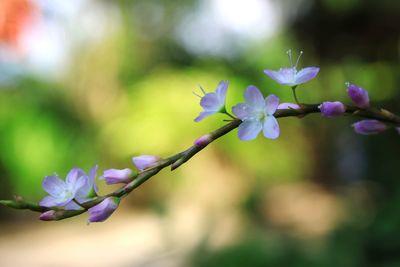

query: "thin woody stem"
xmin=1 ymin=103 xmax=399 ymax=220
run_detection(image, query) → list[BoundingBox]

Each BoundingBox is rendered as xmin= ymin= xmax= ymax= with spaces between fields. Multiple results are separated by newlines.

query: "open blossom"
xmin=347 ymin=83 xmax=369 ymax=108
xmin=39 ymin=168 xmax=86 ymax=208
xmin=194 ymin=80 xmax=228 ymax=122
xmin=319 ymin=101 xmax=346 ymax=117
xmin=39 ymin=165 xmax=99 ymax=210
xmin=132 ymin=155 xmax=161 ymax=171
xmin=88 ymin=197 xmax=120 ymax=223
xmin=352 ymin=120 xmax=387 ymax=135
xmin=232 ymin=86 xmax=280 ymax=140
xmin=264 ymin=50 xmax=319 ymax=87
xmin=101 ymin=168 xmax=134 ymax=185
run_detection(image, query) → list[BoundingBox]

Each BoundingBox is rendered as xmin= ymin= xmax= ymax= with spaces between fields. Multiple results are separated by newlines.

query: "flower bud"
xmin=347 ymin=84 xmax=370 ymax=108
xmin=102 ymin=168 xmax=135 ymax=185
xmin=39 ymin=210 xmax=57 ymax=221
xmin=132 ymin=155 xmax=161 ymax=171
xmin=352 ymin=120 xmax=387 ymax=135
xmin=277 ymin=102 xmax=300 ymax=110
xmin=88 ymin=197 xmax=120 ymax=223
xmin=194 ymin=134 xmax=212 ymax=148
xmin=318 ymin=101 xmax=345 ymax=117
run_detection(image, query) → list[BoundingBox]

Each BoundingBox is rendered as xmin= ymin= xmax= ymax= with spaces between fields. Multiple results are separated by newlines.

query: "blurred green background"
xmin=0 ymin=0 xmax=399 ymax=266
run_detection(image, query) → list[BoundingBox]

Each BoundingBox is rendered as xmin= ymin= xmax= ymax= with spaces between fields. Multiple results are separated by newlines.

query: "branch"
xmin=1 ymin=103 xmax=399 ymax=220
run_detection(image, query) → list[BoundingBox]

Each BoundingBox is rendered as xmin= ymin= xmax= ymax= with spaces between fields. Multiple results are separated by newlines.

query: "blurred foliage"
xmin=0 ymin=0 xmax=399 ymax=266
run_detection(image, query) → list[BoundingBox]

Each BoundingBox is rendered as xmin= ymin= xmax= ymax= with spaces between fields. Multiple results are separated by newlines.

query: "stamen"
xmin=295 ymin=51 xmax=303 ymax=68
xmin=286 ymin=49 xmax=293 ymax=67
xmin=192 ymin=92 xmax=202 ymax=98
xmin=199 ymin=85 xmax=206 ymax=95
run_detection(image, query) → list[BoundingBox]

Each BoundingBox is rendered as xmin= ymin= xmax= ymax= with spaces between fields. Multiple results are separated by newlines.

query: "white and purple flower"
xmin=194 ymin=80 xmax=228 ymax=122
xmin=264 ymin=50 xmax=319 ymax=87
xmin=232 ymin=86 xmax=280 ymax=140
xmin=88 ymin=197 xmax=120 ymax=223
xmin=39 ymin=165 xmax=99 ymax=210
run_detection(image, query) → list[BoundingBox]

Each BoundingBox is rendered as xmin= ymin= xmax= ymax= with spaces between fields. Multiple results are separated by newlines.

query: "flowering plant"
xmin=1 ymin=50 xmax=399 ymax=223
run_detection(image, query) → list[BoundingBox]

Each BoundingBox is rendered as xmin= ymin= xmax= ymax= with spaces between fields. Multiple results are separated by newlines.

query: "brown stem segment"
xmin=1 ymin=104 xmax=399 ymax=220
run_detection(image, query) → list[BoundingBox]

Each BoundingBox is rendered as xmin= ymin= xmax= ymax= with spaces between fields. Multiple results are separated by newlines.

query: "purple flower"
xmin=39 ymin=168 xmax=87 ymax=208
xmin=318 ymin=101 xmax=346 ymax=117
xmin=397 ymin=128 xmax=400 ymax=135
xmin=65 ymin=165 xmax=99 ymax=210
xmin=194 ymin=80 xmax=228 ymax=122
xmin=264 ymin=50 xmax=319 ymax=87
xmin=347 ymin=83 xmax=369 ymax=108
xmin=88 ymin=197 xmax=120 ymax=223
xmin=277 ymin=102 xmax=300 ymax=110
xmin=40 ymin=165 xmax=99 ymax=210
xmin=101 ymin=168 xmax=134 ymax=185
xmin=352 ymin=120 xmax=387 ymax=135
xmin=132 ymin=155 xmax=161 ymax=171
xmin=232 ymin=86 xmax=280 ymax=140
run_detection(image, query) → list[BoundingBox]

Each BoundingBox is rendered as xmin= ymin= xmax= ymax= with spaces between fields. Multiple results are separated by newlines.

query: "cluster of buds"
xmin=195 ymin=50 xmax=399 ymax=137
xmin=319 ymin=83 xmax=397 ymax=135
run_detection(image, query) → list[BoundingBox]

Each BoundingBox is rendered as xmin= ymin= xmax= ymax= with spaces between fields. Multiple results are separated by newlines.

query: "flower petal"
xmin=215 ymin=80 xmax=228 ymax=102
xmin=295 ymin=67 xmax=319 ymax=84
xmin=232 ymin=103 xmax=250 ymax=120
xmin=39 ymin=196 xmax=60 ymax=207
xmin=244 ymin=86 xmax=265 ymax=109
xmin=200 ymin=93 xmax=221 ymax=111
xmin=64 ymin=200 xmax=83 ymax=210
xmin=194 ymin=111 xmax=216 ymax=122
xmin=264 ymin=94 xmax=279 ymax=115
xmin=88 ymin=164 xmax=99 ymax=194
xmin=264 ymin=69 xmax=284 ymax=84
xmin=65 ymin=167 xmax=85 ymax=186
xmin=42 ymin=175 xmax=66 ymax=197
xmin=237 ymin=120 xmax=262 ymax=141
xmin=263 ymin=116 xmax=280 ymax=139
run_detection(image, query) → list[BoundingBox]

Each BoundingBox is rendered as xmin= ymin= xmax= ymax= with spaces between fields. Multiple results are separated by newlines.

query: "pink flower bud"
xmin=88 ymin=197 xmax=119 ymax=223
xmin=352 ymin=120 xmax=387 ymax=135
xmin=194 ymin=134 xmax=212 ymax=148
xmin=39 ymin=210 xmax=57 ymax=221
xmin=318 ymin=101 xmax=345 ymax=117
xmin=102 ymin=168 xmax=134 ymax=185
xmin=347 ymin=84 xmax=370 ymax=108
xmin=132 ymin=155 xmax=161 ymax=171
